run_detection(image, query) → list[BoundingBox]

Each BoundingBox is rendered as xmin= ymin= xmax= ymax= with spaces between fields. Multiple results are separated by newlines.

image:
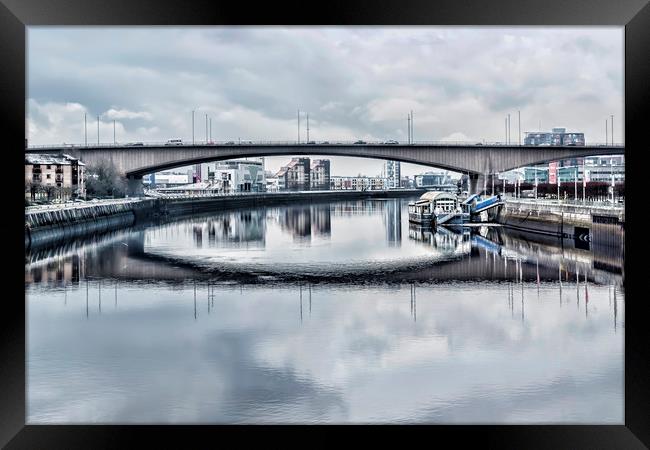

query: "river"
xmin=25 ymin=197 xmax=624 ymax=424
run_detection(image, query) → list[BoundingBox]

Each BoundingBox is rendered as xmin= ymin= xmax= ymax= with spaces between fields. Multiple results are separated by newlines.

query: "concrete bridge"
xmin=26 ymin=141 xmax=624 ymax=194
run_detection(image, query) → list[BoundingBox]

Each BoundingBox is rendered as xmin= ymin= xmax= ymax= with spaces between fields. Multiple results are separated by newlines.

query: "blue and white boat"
xmin=408 ymin=191 xmax=468 ymax=226
xmin=409 ymin=191 xmax=504 ymax=226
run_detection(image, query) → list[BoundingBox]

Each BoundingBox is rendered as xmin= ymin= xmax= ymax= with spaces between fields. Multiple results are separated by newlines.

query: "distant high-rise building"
xmin=193 ymin=164 xmax=203 ymax=182
xmin=310 ymin=159 xmax=330 ymax=190
xmin=415 ymin=171 xmax=447 ymax=188
xmin=386 ymin=160 xmax=401 ymax=188
xmin=276 ymin=157 xmax=311 ymax=191
xmin=524 ymin=127 xmax=585 ymax=146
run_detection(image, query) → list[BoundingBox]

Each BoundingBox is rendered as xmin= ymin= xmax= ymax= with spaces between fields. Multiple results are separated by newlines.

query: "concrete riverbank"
xmin=497 ymin=198 xmax=624 ymax=252
xmin=25 ymin=189 xmax=424 ymax=250
xmin=25 ymin=198 xmax=160 ymax=249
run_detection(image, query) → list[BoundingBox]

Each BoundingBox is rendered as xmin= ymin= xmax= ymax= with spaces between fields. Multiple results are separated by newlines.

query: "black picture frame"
xmin=3 ymin=0 xmax=648 ymax=447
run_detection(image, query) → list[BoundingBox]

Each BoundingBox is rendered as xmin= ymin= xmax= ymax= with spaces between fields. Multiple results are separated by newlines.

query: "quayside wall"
xmin=25 ymin=199 xmax=159 ymax=250
xmin=160 ymin=189 xmax=421 ymax=216
xmin=25 ymin=190 xmax=423 ymax=250
xmin=497 ymin=199 xmax=624 ymax=253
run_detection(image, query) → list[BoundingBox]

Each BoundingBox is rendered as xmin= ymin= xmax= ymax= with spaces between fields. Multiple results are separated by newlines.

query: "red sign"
xmin=549 ymin=162 xmax=558 ymax=184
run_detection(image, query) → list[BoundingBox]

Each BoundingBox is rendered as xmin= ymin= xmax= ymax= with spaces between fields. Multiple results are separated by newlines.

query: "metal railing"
xmin=25 ymin=197 xmax=145 ymax=212
xmin=504 ymin=197 xmax=624 ymax=214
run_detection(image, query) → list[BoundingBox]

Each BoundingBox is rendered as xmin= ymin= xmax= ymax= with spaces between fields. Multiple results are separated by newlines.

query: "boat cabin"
xmin=410 ymin=191 xmax=459 ymax=214
xmin=408 ymin=191 xmax=461 ymax=224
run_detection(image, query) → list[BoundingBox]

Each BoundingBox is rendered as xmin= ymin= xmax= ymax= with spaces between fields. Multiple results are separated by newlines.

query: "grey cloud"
xmin=27 ymin=27 xmax=624 ymax=175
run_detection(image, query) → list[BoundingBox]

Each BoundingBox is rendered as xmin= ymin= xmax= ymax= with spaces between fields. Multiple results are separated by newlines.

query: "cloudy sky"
xmin=27 ymin=27 xmax=623 ymax=177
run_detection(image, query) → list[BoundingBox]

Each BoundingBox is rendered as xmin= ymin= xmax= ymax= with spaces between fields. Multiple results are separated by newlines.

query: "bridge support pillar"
xmin=487 ymin=173 xmax=497 ymax=195
xmin=126 ymin=175 xmax=144 ymax=197
xmin=469 ymin=174 xmax=486 ymax=195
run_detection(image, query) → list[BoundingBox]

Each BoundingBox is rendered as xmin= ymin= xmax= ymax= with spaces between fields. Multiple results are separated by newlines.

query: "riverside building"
xmin=25 ymin=153 xmax=86 ymax=201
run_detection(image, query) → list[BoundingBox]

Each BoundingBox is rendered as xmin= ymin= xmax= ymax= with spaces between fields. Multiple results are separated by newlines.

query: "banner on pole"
xmin=549 ymin=162 xmax=558 ymax=184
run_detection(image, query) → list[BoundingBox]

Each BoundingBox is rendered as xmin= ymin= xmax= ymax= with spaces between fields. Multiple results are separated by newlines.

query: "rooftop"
xmin=25 ymin=153 xmax=85 ymax=166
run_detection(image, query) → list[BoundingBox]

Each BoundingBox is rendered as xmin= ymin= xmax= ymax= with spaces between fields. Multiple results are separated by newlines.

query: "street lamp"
xmin=610 ymin=158 xmax=615 ymax=205
xmin=583 ymin=163 xmax=587 ymax=205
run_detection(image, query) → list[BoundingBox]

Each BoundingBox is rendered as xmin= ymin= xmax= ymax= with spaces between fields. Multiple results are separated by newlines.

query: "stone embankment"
xmin=497 ymin=198 xmax=624 ymax=250
xmin=25 ymin=199 xmax=159 ymax=249
xmin=25 ymin=190 xmax=423 ymax=250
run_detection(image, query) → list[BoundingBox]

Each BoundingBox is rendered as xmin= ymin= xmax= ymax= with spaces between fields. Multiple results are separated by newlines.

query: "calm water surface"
xmin=25 ymin=198 xmax=624 ymax=423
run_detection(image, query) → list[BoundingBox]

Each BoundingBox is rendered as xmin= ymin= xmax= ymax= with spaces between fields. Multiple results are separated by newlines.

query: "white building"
xmin=266 ymin=177 xmax=280 ymax=192
xmin=214 ymin=159 xmax=266 ymax=193
xmin=143 ymin=171 xmax=190 ymax=187
xmin=330 ymin=176 xmax=386 ymax=191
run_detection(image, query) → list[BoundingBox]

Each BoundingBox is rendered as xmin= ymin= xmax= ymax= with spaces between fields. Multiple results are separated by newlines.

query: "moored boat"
xmin=408 ymin=191 xmax=467 ymax=226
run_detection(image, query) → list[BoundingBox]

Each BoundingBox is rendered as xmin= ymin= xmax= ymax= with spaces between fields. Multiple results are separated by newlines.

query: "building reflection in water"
xmin=383 ymin=199 xmax=401 ymax=247
xmin=190 ymin=210 xmax=266 ymax=249
xmin=277 ymin=204 xmax=333 ymax=242
xmin=311 ymin=205 xmax=331 ymax=238
xmin=26 ymin=201 xmax=624 ymax=305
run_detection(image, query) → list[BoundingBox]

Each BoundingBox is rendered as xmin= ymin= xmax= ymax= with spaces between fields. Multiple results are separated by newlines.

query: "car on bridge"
xmin=384 ymin=140 xmax=399 ymax=144
xmin=321 ymin=141 xmax=330 ymax=144
xmin=307 ymin=141 xmax=316 ymax=144
xmin=128 ymin=142 xmax=144 ymax=146
xmin=225 ymin=141 xmax=235 ymax=145
xmin=165 ymin=139 xmax=183 ymax=146
xmin=354 ymin=140 xmax=367 ymax=144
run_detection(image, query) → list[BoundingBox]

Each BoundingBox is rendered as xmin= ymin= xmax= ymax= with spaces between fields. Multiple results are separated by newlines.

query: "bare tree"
xmin=85 ymin=159 xmax=127 ymax=198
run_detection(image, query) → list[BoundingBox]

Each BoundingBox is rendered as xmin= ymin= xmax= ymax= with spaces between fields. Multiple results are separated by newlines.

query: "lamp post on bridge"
xmin=610 ymin=157 xmax=615 ymax=205
xmin=583 ymin=159 xmax=587 ymax=205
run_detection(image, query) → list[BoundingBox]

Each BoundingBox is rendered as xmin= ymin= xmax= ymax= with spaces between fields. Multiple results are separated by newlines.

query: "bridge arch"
xmin=26 ymin=143 xmax=624 ymax=192
xmin=124 ymin=148 xmax=472 ymax=178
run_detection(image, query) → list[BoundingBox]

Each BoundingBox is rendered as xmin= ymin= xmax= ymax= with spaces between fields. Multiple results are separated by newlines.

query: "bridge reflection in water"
xmin=25 ymin=198 xmax=624 ymax=424
xmin=25 ymin=196 xmax=624 ymax=330
xmin=26 ymin=198 xmax=623 ymax=289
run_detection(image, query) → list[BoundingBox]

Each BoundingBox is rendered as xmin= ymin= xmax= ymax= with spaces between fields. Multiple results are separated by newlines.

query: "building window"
xmin=46 ymin=174 xmax=51 ymax=179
